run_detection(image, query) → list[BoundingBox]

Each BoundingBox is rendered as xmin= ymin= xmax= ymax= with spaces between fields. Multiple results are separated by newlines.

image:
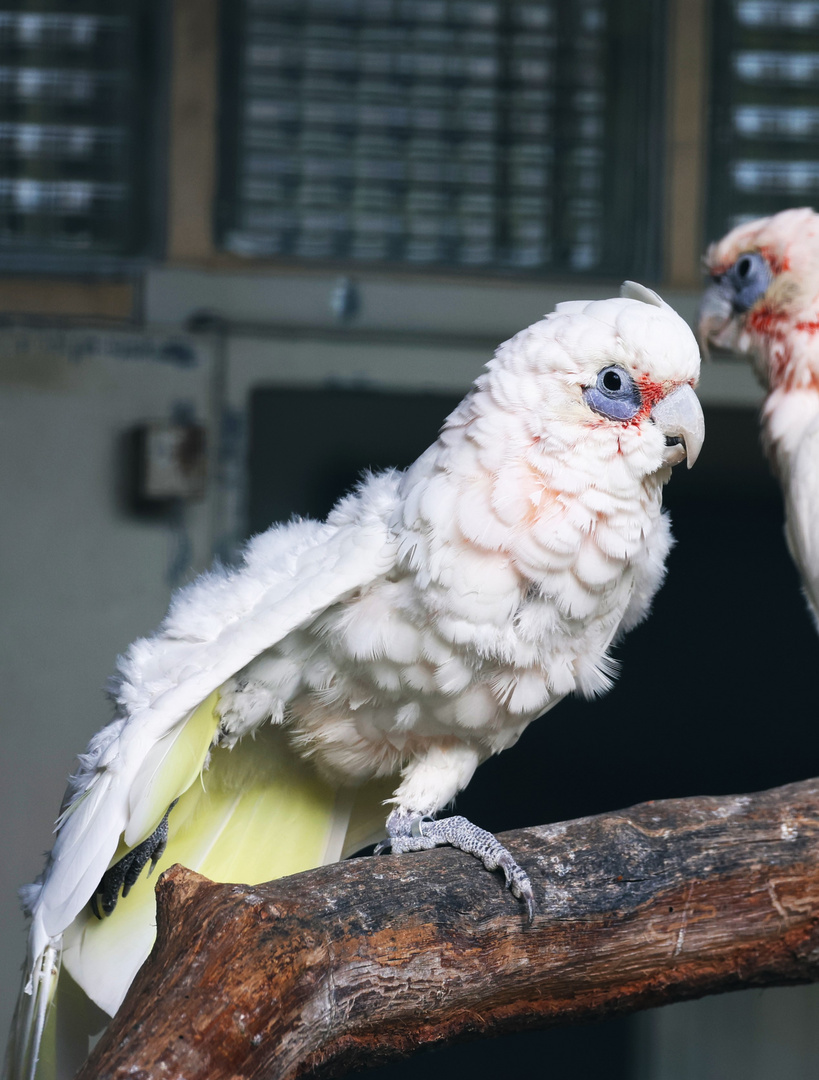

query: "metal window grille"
xmin=0 ymin=1 xmax=157 ymax=270
xmin=218 ymin=0 xmax=665 ymax=278
xmin=708 ymin=0 xmax=819 ymax=237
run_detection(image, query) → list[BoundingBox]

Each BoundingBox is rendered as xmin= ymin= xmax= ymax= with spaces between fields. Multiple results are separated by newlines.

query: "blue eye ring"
xmin=719 ymin=250 xmax=772 ymax=313
xmin=583 ymin=365 xmax=642 ymax=422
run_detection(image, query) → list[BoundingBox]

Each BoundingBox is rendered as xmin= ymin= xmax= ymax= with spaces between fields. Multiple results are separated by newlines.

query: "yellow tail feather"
xmin=63 ymin=712 xmax=395 ymax=1017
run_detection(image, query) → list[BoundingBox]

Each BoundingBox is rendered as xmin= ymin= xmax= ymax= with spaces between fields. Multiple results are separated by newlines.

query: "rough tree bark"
xmin=76 ymin=777 xmax=819 ymax=1080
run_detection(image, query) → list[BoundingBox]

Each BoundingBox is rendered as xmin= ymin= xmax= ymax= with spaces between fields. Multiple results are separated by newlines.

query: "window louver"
xmin=709 ymin=0 xmax=819 ymax=236
xmin=218 ymin=0 xmax=665 ymax=278
xmin=0 ymin=2 xmax=154 ymax=269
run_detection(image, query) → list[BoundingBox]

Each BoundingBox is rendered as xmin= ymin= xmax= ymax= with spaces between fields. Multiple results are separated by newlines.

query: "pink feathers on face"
xmin=700 ymin=208 xmax=819 ymax=392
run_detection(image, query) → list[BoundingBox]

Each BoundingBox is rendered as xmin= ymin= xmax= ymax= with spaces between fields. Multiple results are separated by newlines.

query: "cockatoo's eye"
xmin=722 ymin=251 xmax=772 ymax=313
xmin=602 ymin=369 xmax=622 ymax=392
xmin=583 ymin=365 xmax=642 ymax=421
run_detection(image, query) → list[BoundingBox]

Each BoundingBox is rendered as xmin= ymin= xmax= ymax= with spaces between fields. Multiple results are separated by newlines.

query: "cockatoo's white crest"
xmin=620 ymin=280 xmax=665 ymax=307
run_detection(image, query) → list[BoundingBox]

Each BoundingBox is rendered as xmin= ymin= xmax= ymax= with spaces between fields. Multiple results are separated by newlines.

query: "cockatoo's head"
xmin=700 ymin=207 xmax=819 ymax=390
xmin=473 ymin=282 xmax=703 ymax=483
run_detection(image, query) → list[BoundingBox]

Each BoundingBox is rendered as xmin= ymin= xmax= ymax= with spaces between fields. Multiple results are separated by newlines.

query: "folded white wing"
xmin=24 ymin=473 xmax=400 ymax=974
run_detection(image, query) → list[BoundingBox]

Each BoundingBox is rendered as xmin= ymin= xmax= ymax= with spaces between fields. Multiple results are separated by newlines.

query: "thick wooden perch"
xmin=76 ymin=778 xmax=819 ymax=1080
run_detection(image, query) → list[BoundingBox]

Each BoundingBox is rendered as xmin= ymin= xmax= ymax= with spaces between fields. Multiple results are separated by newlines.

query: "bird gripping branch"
xmin=5 ymin=282 xmax=703 ymax=1080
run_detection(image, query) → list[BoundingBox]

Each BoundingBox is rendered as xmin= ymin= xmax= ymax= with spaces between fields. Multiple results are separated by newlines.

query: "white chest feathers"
xmin=218 ymin=458 xmax=668 ymax=785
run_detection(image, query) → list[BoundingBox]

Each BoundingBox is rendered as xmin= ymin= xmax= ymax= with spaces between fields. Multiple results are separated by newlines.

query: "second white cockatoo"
xmin=5 ymin=282 xmax=704 ymax=1080
xmin=700 ymin=207 xmax=819 ymax=624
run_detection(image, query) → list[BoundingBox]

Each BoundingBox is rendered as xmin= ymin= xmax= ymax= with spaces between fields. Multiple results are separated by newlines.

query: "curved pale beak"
xmin=651 ymin=384 xmax=705 ymax=469
xmin=698 ymin=283 xmax=738 ymax=358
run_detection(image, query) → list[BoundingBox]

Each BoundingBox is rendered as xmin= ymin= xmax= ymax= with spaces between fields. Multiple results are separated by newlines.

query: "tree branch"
xmin=75 ymin=778 xmax=819 ymax=1080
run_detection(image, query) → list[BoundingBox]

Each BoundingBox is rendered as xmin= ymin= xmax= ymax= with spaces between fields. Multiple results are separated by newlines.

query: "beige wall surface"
xmin=0 ymin=330 xmax=214 ymax=1047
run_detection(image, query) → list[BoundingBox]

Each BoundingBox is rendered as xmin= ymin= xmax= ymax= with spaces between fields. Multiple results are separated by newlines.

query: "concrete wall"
xmin=636 ymin=986 xmax=819 ymax=1080
xmin=0 ymin=328 xmax=214 ymax=1043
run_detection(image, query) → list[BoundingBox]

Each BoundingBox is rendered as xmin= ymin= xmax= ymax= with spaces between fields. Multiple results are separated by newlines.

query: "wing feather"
xmin=27 ymin=478 xmax=400 ymax=958
xmin=784 ymin=418 xmax=819 ymax=625
xmin=124 ymin=690 xmax=220 ymax=846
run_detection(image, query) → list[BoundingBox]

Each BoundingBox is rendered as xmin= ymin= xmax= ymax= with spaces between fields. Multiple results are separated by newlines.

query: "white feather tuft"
xmin=620 ymin=280 xmax=665 ymax=307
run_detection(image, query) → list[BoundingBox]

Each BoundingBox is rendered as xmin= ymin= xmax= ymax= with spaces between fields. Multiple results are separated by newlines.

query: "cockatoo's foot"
xmin=375 ymin=808 xmax=535 ymax=920
xmin=90 ymin=800 xmax=177 ymax=918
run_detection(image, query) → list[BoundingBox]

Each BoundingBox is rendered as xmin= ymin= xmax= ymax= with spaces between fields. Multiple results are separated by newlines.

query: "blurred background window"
xmin=0 ymin=0 xmax=160 ymax=272
xmin=708 ymin=0 xmax=819 ymax=236
xmin=217 ymin=0 xmax=666 ymax=279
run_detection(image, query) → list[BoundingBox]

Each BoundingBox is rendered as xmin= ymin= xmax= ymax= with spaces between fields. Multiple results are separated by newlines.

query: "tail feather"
xmin=61 ymin=722 xmax=394 ymax=1017
xmin=4 ymin=943 xmax=60 ymax=1080
xmin=342 ymin=775 xmax=396 ymax=858
xmin=8 ymin=709 xmax=397 ymax=1076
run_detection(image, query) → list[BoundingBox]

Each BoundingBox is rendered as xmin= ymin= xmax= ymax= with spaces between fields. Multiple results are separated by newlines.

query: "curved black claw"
xmin=378 ymin=808 xmax=536 ymax=921
xmin=90 ymin=800 xmax=178 ymax=918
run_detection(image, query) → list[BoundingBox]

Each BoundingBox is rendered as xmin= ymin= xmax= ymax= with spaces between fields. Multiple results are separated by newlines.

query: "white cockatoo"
xmin=5 ymin=283 xmax=704 ymax=1080
xmin=700 ymin=207 xmax=819 ymax=624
